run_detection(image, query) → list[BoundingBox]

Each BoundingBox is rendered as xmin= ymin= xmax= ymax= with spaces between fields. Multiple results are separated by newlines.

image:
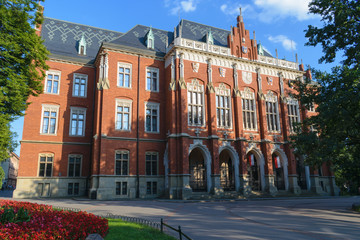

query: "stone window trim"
xmin=146 ymin=67 xmax=159 ymax=92
xmin=40 ymin=104 xmax=60 ymax=135
xmin=38 ymin=153 xmax=54 ymax=177
xmin=115 ymin=150 xmax=129 ymax=176
xmin=145 ymin=102 xmax=160 ymax=133
xmin=265 ymin=91 xmax=281 ymax=133
xmin=117 ymin=62 xmax=132 ymax=88
xmin=115 ymin=99 xmax=132 ymax=131
xmin=145 ymin=152 xmax=158 ymax=176
xmin=241 ymin=88 xmax=258 ymax=131
xmin=187 ymin=79 xmax=206 ymax=127
xmin=44 ymin=70 xmax=61 ymax=95
xmin=72 ymin=73 xmax=88 ymax=98
xmin=68 ymin=154 xmax=82 ymax=177
xmin=69 ymin=107 xmax=86 ymax=137
xmin=287 ymin=98 xmax=301 ymax=133
xmin=216 ymin=83 xmax=233 ymax=129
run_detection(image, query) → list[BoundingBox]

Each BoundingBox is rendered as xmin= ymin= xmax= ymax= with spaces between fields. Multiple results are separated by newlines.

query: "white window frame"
xmin=308 ymin=102 xmax=315 ymax=112
xmin=40 ymin=104 xmax=59 ymax=135
xmin=117 ymin=63 xmax=132 ymax=88
xmin=146 ymin=67 xmax=159 ymax=92
xmin=69 ymin=107 xmax=86 ymax=137
xmin=215 ymin=83 xmax=232 ymax=129
xmin=145 ymin=152 xmax=158 ymax=176
xmin=115 ymin=99 xmax=132 ymax=131
xmin=145 ymin=102 xmax=160 ymax=133
xmin=45 ymin=70 xmax=61 ymax=94
xmin=287 ymin=98 xmax=301 ymax=133
xmin=241 ymin=87 xmax=257 ymax=131
xmin=68 ymin=154 xmax=82 ymax=177
xmin=265 ymin=91 xmax=281 ymax=133
xmin=115 ymin=150 xmax=129 ymax=176
xmin=38 ymin=153 xmax=54 ymax=177
xmin=72 ymin=73 xmax=88 ymax=98
xmin=187 ymin=79 xmax=205 ymax=127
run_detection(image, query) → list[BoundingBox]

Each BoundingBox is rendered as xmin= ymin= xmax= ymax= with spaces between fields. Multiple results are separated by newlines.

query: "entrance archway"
xmin=247 ymin=152 xmax=261 ymax=191
xmin=219 ymin=150 xmax=235 ymax=191
xmin=189 ymin=148 xmax=206 ymax=191
xmin=272 ymin=154 xmax=285 ymax=190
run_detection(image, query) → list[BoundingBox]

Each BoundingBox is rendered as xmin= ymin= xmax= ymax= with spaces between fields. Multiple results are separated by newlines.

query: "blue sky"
xmin=11 ymin=0 xmax=336 ymax=155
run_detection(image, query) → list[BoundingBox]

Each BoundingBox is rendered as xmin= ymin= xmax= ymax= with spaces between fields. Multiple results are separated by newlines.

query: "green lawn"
xmin=105 ymin=219 xmax=176 ymax=240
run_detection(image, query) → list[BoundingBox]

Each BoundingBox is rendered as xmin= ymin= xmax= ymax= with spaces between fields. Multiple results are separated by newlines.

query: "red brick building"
xmin=14 ymin=12 xmax=339 ymax=199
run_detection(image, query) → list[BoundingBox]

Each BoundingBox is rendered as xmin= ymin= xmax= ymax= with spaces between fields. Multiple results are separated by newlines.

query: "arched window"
xmin=187 ymin=79 xmax=205 ymax=126
xmin=241 ymin=87 xmax=257 ymax=130
xmin=216 ymin=83 xmax=232 ymax=128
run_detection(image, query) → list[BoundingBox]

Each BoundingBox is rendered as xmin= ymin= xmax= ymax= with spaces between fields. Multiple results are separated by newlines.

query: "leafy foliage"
xmin=292 ymin=0 xmax=360 ymax=194
xmin=0 ymin=0 xmax=48 ymax=160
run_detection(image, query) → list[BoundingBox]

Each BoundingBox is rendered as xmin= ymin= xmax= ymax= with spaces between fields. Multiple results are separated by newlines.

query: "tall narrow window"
xmin=116 ymin=182 xmax=128 ymax=195
xmin=68 ymin=155 xmax=82 ymax=177
xmin=146 ymin=152 xmax=158 ymax=176
xmin=115 ymin=150 xmax=129 ymax=175
xmin=38 ymin=154 xmax=53 ymax=177
xmin=287 ymin=98 xmax=300 ymax=132
xmin=241 ymin=88 xmax=257 ymax=130
xmin=145 ymin=102 xmax=159 ymax=133
xmin=70 ymin=107 xmax=86 ymax=136
xmin=115 ymin=99 xmax=132 ymax=131
xmin=45 ymin=71 xmax=60 ymax=94
xmin=265 ymin=91 xmax=280 ymax=132
xmin=187 ymin=79 xmax=205 ymax=126
xmin=216 ymin=83 xmax=232 ymax=128
xmin=146 ymin=67 xmax=159 ymax=92
xmin=118 ymin=63 xmax=131 ymax=88
xmin=73 ymin=74 xmax=87 ymax=97
xmin=41 ymin=105 xmax=59 ymax=135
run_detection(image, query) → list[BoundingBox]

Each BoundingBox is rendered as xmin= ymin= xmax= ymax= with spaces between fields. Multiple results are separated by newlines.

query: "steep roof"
xmin=41 ymin=17 xmax=123 ymax=64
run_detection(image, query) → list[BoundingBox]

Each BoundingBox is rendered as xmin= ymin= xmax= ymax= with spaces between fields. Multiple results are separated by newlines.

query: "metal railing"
xmin=161 ymin=218 xmax=192 ymax=240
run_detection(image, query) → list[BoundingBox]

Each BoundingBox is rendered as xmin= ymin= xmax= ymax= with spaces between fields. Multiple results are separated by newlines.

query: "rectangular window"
xmin=145 ymin=152 xmax=158 ymax=176
xmin=145 ymin=102 xmax=159 ymax=133
xmin=68 ymin=183 xmax=80 ymax=195
xmin=187 ymin=81 xmax=205 ymax=126
xmin=116 ymin=182 xmax=128 ymax=195
xmin=216 ymin=94 xmax=231 ymax=128
xmin=242 ymin=98 xmax=257 ymax=130
xmin=68 ymin=155 xmax=82 ymax=177
xmin=146 ymin=182 xmax=157 ymax=195
xmin=39 ymin=154 xmax=53 ymax=177
xmin=70 ymin=107 xmax=86 ymax=136
xmin=266 ymin=100 xmax=280 ymax=132
xmin=115 ymin=99 xmax=132 ymax=131
xmin=308 ymin=102 xmax=315 ymax=112
xmin=45 ymin=71 xmax=60 ymax=94
xmin=115 ymin=151 xmax=129 ymax=175
xmin=146 ymin=67 xmax=159 ymax=92
xmin=73 ymin=74 xmax=88 ymax=97
xmin=288 ymin=101 xmax=300 ymax=132
xmin=118 ymin=63 xmax=131 ymax=88
xmin=41 ymin=105 xmax=59 ymax=135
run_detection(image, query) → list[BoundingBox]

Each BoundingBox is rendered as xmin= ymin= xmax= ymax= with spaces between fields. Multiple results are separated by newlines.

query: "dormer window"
xmin=206 ymin=30 xmax=214 ymax=45
xmin=78 ymin=33 xmax=86 ymax=55
xmin=145 ymin=27 xmax=155 ymax=50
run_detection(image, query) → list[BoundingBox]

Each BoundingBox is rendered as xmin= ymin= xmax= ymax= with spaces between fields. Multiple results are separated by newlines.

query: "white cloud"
xmin=166 ymin=0 xmax=198 ymax=15
xmin=220 ymin=3 xmax=253 ymax=16
xmin=253 ymin=0 xmax=314 ymax=22
xmin=268 ymin=35 xmax=297 ymax=51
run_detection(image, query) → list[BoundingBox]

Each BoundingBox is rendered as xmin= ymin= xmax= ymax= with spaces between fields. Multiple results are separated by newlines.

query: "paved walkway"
xmin=1 ymin=194 xmax=359 ymax=240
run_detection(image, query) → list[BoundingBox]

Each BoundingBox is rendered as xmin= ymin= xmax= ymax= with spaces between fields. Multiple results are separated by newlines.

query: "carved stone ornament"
xmin=192 ymin=62 xmax=199 ymax=73
xmin=233 ymin=87 xmax=241 ymax=97
xmin=169 ymin=80 xmax=176 ymax=91
xmin=207 ymin=82 xmax=215 ymax=93
xmin=242 ymin=71 xmax=252 ymax=84
xmin=219 ymin=67 xmax=226 ymax=77
xmin=258 ymin=91 xmax=265 ymax=100
xmin=242 ymin=46 xmax=248 ymax=54
xmin=179 ymin=78 xmax=187 ymax=89
xmin=267 ymin=76 xmax=273 ymax=85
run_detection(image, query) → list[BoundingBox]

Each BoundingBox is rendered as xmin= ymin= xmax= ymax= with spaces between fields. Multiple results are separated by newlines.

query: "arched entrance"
xmin=219 ymin=150 xmax=235 ymax=191
xmin=247 ymin=153 xmax=261 ymax=191
xmin=189 ymin=148 xmax=206 ymax=191
xmin=272 ymin=154 xmax=285 ymax=190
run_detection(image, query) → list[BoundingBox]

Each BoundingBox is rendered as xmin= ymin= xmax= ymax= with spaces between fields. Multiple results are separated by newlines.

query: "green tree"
xmin=0 ymin=0 xmax=49 ymax=161
xmin=292 ymin=0 xmax=360 ymax=194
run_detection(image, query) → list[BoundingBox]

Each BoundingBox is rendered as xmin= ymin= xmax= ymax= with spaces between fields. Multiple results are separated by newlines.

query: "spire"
xmin=257 ymin=41 xmax=264 ymax=56
xmin=78 ymin=33 xmax=86 ymax=55
xmin=239 ymin=7 xmax=243 ymax=22
xmin=207 ymin=30 xmax=214 ymax=45
xmin=145 ymin=27 xmax=154 ymax=49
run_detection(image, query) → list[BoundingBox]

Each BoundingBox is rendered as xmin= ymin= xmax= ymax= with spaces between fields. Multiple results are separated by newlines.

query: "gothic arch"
xmin=271 ymin=146 xmax=289 ymax=191
xmin=246 ymin=145 xmax=266 ymax=191
xmin=189 ymin=141 xmax=212 ymax=192
xmin=219 ymin=144 xmax=240 ymax=191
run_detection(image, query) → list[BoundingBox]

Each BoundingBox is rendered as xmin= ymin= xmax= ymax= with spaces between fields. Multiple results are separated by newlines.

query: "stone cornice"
xmin=48 ymin=55 xmax=95 ymax=68
xmin=20 ymin=140 xmax=91 ymax=145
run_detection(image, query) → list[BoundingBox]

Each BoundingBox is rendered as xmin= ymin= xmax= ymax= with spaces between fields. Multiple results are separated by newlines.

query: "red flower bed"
xmin=0 ymin=200 xmax=108 ymax=240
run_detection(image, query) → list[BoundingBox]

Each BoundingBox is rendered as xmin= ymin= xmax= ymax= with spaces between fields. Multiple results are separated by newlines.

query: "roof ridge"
xmin=44 ymin=17 xmax=123 ymax=34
